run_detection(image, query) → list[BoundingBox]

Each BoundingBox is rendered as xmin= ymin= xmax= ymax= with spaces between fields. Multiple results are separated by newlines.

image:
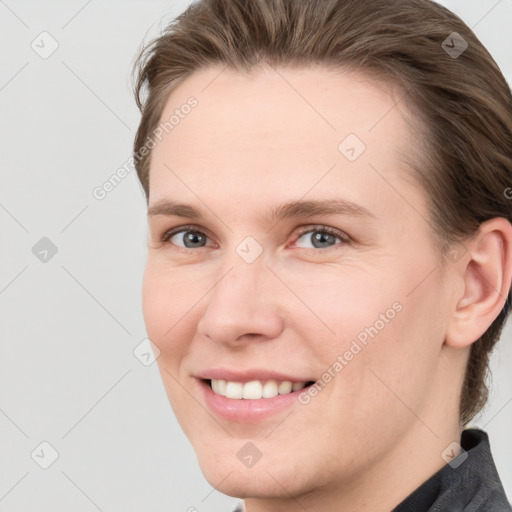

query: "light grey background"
xmin=0 ymin=1 xmax=511 ymax=511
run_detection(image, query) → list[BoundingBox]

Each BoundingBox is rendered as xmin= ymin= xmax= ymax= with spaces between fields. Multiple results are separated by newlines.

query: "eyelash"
xmin=292 ymin=225 xmax=350 ymax=248
xmin=161 ymin=225 xmax=204 ymax=244
xmin=160 ymin=224 xmax=350 ymax=251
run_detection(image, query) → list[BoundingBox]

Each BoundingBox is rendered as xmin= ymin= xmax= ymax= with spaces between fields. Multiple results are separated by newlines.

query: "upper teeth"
xmin=211 ymin=379 xmax=307 ymax=399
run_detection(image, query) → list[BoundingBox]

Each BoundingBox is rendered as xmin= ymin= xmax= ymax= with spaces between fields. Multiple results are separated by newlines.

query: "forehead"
xmin=148 ymin=64 xmax=420 ymax=209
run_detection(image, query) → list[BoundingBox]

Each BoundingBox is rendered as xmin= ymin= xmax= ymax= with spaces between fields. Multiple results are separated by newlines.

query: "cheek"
xmin=291 ymin=259 xmax=443 ymax=410
xmin=277 ymin=261 xmax=402 ymax=353
xmin=141 ymin=262 xmax=200 ymax=364
xmin=141 ymin=266 xmax=168 ymax=343
xmin=141 ymin=264 xmax=199 ymax=418
xmin=333 ymin=280 xmax=446 ymax=434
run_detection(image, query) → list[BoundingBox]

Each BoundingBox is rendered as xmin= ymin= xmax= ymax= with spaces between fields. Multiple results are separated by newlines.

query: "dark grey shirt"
xmin=232 ymin=429 xmax=511 ymax=511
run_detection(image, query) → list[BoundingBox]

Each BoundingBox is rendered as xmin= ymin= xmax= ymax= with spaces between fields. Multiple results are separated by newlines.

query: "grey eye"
xmin=295 ymin=230 xmax=341 ymax=249
xmin=170 ymin=230 xmax=208 ymax=248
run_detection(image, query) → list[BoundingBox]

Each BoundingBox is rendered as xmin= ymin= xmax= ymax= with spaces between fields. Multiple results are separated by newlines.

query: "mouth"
xmin=204 ymin=378 xmax=316 ymax=400
xmin=196 ymin=370 xmax=318 ymax=421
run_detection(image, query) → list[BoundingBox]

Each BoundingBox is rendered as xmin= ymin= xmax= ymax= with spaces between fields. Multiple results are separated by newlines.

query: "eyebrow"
xmin=147 ymin=198 xmax=375 ymax=222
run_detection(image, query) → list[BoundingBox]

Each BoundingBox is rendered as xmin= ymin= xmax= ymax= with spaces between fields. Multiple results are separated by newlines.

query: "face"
xmin=142 ymin=65 xmax=456 ymax=501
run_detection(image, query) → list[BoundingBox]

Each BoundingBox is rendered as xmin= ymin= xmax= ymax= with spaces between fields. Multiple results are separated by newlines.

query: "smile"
xmin=208 ymin=379 xmax=313 ymax=399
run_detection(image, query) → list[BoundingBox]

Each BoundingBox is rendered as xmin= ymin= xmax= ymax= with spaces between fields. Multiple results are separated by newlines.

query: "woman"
xmin=131 ymin=0 xmax=512 ymax=510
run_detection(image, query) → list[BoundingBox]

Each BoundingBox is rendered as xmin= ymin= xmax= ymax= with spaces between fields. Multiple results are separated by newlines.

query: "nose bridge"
xmin=209 ymin=248 xmax=268 ymax=316
xmin=211 ymin=234 xmax=270 ymax=303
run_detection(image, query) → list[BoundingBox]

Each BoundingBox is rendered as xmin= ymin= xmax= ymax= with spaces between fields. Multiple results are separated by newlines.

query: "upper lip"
xmin=195 ymin=368 xmax=315 ymax=384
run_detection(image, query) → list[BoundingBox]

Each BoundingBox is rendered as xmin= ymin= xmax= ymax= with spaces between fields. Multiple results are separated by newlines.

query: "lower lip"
xmin=199 ymin=380 xmax=307 ymax=422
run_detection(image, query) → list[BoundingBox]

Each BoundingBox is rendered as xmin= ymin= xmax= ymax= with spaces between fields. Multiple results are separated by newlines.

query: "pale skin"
xmin=141 ymin=65 xmax=512 ymax=512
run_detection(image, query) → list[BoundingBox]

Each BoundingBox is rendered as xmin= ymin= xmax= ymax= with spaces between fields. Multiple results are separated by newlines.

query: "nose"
xmin=196 ymin=255 xmax=285 ymax=347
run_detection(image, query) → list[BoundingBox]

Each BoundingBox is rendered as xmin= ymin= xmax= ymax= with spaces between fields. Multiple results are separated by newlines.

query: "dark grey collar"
xmin=393 ymin=429 xmax=511 ymax=511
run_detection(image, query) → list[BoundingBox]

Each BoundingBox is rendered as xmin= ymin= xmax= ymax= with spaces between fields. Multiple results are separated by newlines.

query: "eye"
xmin=161 ymin=226 xmax=213 ymax=249
xmin=292 ymin=225 xmax=349 ymax=250
xmin=159 ymin=224 xmax=349 ymax=251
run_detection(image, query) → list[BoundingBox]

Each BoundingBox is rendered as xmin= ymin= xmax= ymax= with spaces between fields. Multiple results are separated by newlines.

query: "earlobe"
xmin=445 ymin=218 xmax=512 ymax=349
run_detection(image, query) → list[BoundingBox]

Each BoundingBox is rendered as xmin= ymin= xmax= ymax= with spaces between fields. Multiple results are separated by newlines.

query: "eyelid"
xmin=160 ymin=224 xmax=212 ymax=250
xmin=159 ymin=223 xmax=351 ymax=250
xmin=289 ymin=224 xmax=351 ymax=248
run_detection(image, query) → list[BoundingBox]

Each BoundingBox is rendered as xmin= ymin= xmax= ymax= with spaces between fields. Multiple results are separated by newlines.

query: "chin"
xmin=194 ymin=443 xmax=318 ymax=501
xmin=200 ymin=462 xmax=299 ymax=499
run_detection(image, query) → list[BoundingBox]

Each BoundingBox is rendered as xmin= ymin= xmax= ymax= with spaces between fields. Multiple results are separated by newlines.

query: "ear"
xmin=445 ymin=218 xmax=512 ymax=348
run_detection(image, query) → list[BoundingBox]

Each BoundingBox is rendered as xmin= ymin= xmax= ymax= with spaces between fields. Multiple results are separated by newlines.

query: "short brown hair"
xmin=132 ymin=0 xmax=512 ymax=425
